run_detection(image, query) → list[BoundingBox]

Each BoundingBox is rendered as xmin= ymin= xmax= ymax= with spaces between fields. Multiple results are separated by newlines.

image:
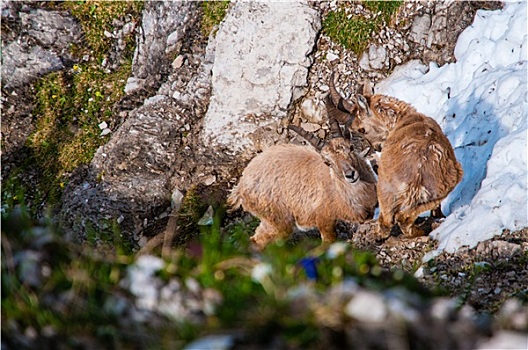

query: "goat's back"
xmin=378 ymin=114 xmax=463 ymax=203
xmin=228 ymin=144 xmax=332 ymax=213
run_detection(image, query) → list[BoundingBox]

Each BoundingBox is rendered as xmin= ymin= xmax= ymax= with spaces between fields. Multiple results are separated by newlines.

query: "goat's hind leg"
xmin=430 ymin=204 xmax=445 ymax=219
xmin=396 ymin=198 xmax=444 ymax=238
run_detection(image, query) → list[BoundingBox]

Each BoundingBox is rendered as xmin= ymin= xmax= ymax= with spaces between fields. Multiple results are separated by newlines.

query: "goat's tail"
xmin=226 ymin=185 xmax=243 ymax=212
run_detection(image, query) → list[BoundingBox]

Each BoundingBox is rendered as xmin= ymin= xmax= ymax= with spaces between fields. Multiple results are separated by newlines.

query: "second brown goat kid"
xmin=328 ymin=74 xmax=464 ymax=239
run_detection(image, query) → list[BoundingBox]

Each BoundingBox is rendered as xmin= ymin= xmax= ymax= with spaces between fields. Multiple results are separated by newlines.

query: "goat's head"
xmin=327 ymin=73 xmax=389 ymax=151
xmin=288 ymin=98 xmax=377 ymax=185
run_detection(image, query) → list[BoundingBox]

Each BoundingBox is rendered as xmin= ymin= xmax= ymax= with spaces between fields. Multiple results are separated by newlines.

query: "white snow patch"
xmin=375 ymin=1 xmax=527 ymax=255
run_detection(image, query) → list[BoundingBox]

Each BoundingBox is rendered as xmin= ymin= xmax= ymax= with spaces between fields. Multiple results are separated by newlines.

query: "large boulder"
xmin=201 ymin=1 xmax=320 ymax=155
xmin=1 ymin=3 xmax=82 ymax=89
xmin=59 ymin=2 xmax=207 ymax=245
xmin=124 ymin=1 xmax=199 ymax=95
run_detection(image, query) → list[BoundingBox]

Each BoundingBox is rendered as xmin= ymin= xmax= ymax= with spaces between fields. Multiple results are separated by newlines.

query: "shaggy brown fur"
xmin=355 ymin=94 xmax=463 ymax=238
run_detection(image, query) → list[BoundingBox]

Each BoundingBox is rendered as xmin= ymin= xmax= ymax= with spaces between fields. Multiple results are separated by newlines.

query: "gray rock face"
xmin=1 ymin=4 xmax=82 ymax=88
xmin=125 ymin=1 xmax=199 ymax=94
xmin=409 ymin=14 xmax=431 ymax=45
xmin=60 ymin=2 xmax=206 ymax=244
xmin=201 ymin=1 xmax=320 ymax=154
xmin=60 ymin=99 xmax=190 ymax=243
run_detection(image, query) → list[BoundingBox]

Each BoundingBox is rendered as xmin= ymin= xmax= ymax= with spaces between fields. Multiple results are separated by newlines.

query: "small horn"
xmin=324 ymin=94 xmax=351 ymax=126
xmin=355 ymin=94 xmax=373 ymax=118
xmin=328 ymin=116 xmax=343 ymax=139
xmin=360 ymin=79 xmax=374 ymax=95
xmin=288 ymin=124 xmax=325 ymax=151
xmin=325 ymin=95 xmax=344 ymax=139
xmin=328 ymin=72 xmax=357 ymax=115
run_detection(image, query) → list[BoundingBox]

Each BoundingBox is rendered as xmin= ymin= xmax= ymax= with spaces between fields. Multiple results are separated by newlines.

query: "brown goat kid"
xmin=228 ymin=112 xmax=377 ymax=250
xmin=328 ymin=77 xmax=463 ymax=239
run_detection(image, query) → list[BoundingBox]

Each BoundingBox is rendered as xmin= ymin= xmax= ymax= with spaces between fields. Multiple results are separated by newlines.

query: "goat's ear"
xmin=359 ymin=147 xmax=370 ymax=157
xmin=320 ymin=151 xmax=334 ymax=168
xmin=360 ymin=80 xmax=374 ymax=95
xmin=355 ymin=94 xmax=372 ymax=118
xmin=322 ymin=157 xmax=332 ymax=168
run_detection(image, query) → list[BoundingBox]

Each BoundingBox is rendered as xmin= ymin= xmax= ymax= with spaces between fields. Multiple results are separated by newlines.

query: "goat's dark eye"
xmin=358 ymin=128 xmax=366 ymax=134
xmin=345 ymin=170 xmax=358 ymax=183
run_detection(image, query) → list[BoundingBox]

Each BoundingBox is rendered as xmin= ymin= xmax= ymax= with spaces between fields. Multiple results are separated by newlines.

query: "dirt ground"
xmin=343 ymin=220 xmax=528 ymax=314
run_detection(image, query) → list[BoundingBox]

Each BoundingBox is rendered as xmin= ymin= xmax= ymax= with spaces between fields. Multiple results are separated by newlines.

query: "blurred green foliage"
xmin=2 ymin=202 xmax=431 ymax=348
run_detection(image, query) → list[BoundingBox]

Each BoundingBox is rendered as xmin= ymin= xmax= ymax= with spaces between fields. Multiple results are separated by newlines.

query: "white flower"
xmin=251 ymin=262 xmax=272 ymax=283
xmin=326 ymin=242 xmax=348 ymax=259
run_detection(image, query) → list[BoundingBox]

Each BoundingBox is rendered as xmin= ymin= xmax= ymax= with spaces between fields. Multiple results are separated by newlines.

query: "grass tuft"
xmin=6 ymin=2 xmax=143 ymax=213
xmin=363 ymin=0 xmax=403 ymax=22
xmin=322 ymin=1 xmax=403 ymax=55
xmin=201 ymin=1 xmax=230 ymax=37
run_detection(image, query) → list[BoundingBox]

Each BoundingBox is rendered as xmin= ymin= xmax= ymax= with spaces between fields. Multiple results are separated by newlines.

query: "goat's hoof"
xmin=403 ymin=226 xmax=425 ymax=238
xmin=375 ymin=226 xmax=391 ymax=242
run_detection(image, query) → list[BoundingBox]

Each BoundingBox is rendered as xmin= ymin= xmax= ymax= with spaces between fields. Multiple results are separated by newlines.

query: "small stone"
xmin=414 ymin=266 xmax=425 ymax=278
xmin=98 ymin=121 xmax=108 ymax=130
xmin=300 ymin=122 xmax=320 ymax=133
xmin=326 ymin=51 xmax=339 ymax=62
xmin=171 ymin=189 xmax=184 ymax=211
xmin=198 ymin=206 xmax=214 ymax=226
xmin=124 ymin=77 xmax=141 ymax=94
xmin=172 ymin=90 xmax=182 ymax=100
xmin=122 ymin=22 xmax=135 ymax=36
xmin=345 ymin=291 xmax=387 ymax=323
xmin=172 ymin=55 xmax=185 ymax=70
xmin=368 ymin=45 xmax=387 ymax=70
xmin=409 ymin=14 xmax=431 ymax=44
xmin=203 ymin=175 xmax=216 ymax=186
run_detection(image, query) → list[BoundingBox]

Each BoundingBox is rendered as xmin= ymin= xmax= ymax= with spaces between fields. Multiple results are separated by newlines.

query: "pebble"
xmin=326 ymin=51 xmax=339 ymax=62
xmin=172 ymin=55 xmax=185 ymax=70
xmin=345 ymin=290 xmax=387 ymax=323
xmin=183 ymin=335 xmax=235 ymax=350
xmin=300 ymin=122 xmax=320 ymax=132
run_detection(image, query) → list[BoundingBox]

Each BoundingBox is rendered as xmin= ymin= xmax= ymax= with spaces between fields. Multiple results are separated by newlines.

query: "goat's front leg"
xmin=251 ymin=219 xmax=292 ymax=250
xmin=317 ymin=220 xmax=337 ymax=244
xmin=376 ymin=211 xmax=393 ymax=240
